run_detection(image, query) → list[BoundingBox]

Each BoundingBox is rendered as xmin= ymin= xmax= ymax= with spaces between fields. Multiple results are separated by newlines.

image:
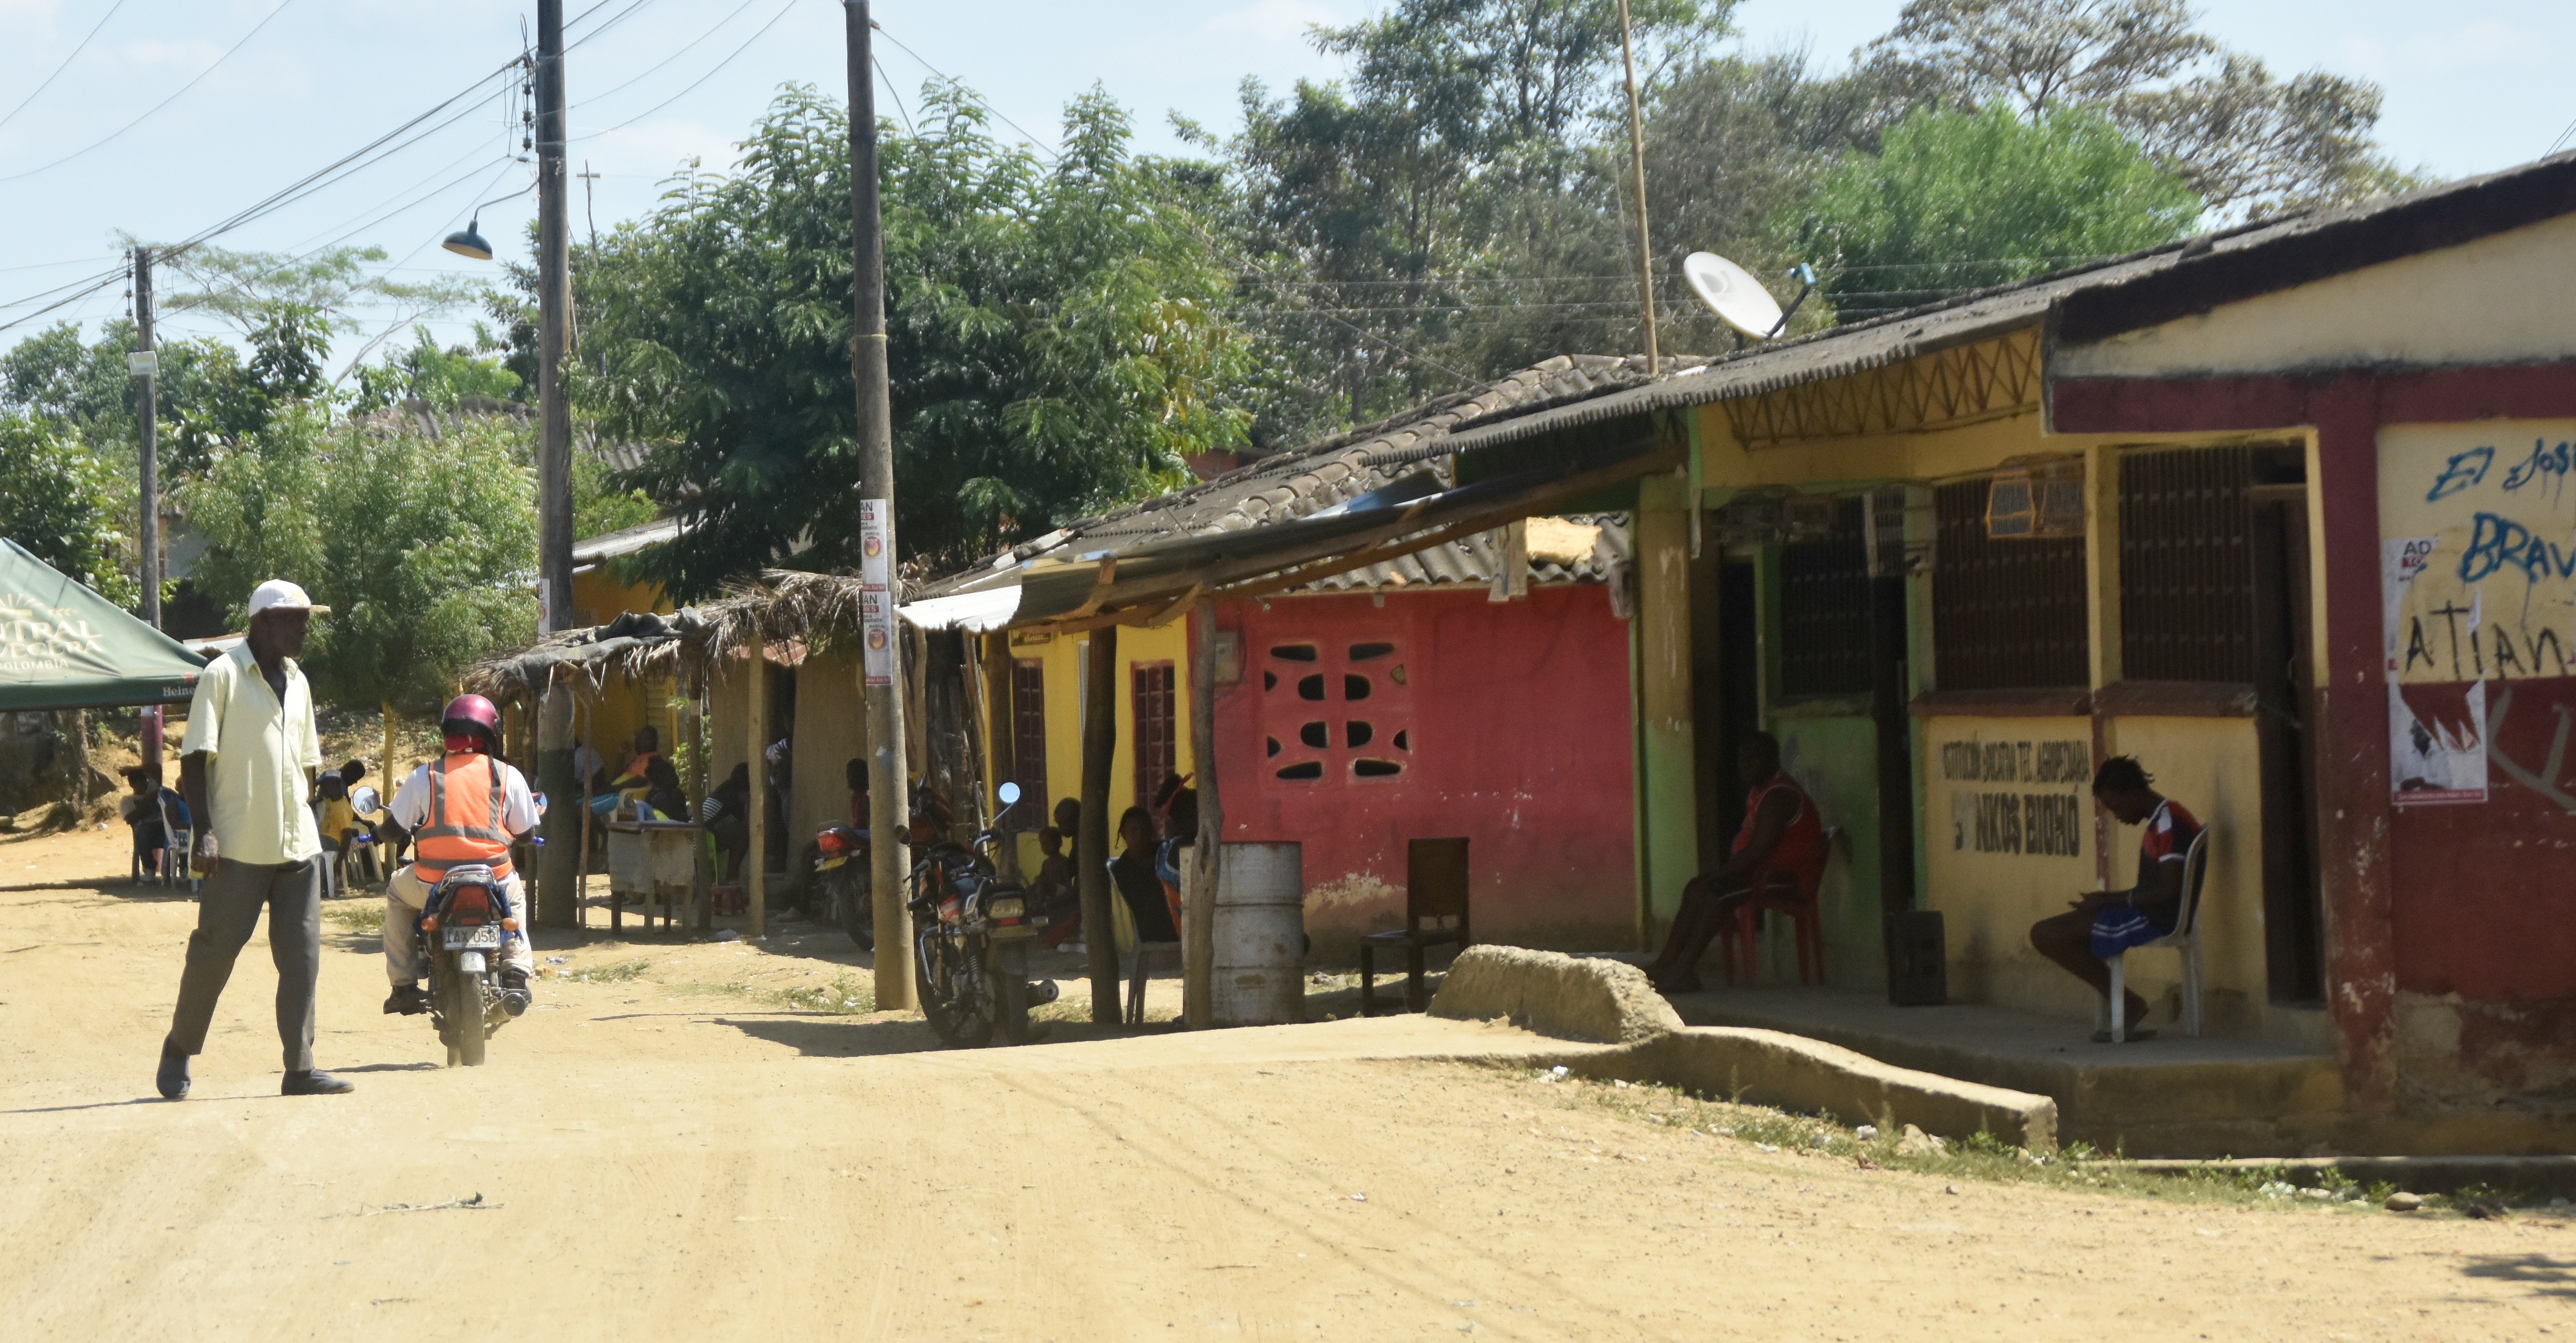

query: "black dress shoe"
xmin=384 ymin=985 xmax=431 ymax=1016
xmin=156 ymin=1039 xmax=191 ymax=1100
xmin=282 ymin=1070 xmax=355 ymax=1095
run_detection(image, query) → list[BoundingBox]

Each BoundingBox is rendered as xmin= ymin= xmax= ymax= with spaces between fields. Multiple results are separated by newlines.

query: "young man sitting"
xmin=120 ymin=766 xmax=187 ymax=881
xmin=2029 ymin=756 xmax=2201 ymax=1041
xmin=380 ymin=695 xmax=541 ymax=1018
xmin=1642 ymin=732 xmax=1827 ymax=994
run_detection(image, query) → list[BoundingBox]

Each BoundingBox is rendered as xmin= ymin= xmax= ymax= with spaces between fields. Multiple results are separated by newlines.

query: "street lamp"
xmin=441 ymin=219 xmax=494 ymax=261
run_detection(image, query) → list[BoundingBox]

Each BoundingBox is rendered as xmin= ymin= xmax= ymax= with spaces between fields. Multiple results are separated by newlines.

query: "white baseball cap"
xmin=247 ymin=579 xmax=330 ymax=618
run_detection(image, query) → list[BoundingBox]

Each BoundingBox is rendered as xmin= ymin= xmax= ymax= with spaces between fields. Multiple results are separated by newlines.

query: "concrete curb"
xmin=2121 ymin=1154 xmax=2576 ymax=1198
xmin=1429 ymin=946 xmax=2057 ymax=1150
xmin=1555 ymin=1028 xmax=2059 ymax=1153
xmin=1429 ymin=946 xmax=1682 ymax=1044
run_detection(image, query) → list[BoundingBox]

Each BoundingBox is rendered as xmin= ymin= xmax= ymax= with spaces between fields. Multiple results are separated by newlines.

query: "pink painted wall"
xmin=1212 ymin=584 xmax=1638 ymax=959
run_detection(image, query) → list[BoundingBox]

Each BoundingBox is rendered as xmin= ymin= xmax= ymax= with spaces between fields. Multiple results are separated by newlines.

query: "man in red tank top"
xmin=1644 ymin=732 xmax=1828 ymax=994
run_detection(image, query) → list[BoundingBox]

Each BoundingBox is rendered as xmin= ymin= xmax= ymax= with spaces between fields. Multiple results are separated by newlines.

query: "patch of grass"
xmin=778 ymin=975 xmax=875 ymax=1015
xmin=566 ymin=959 xmax=651 ymax=984
xmin=1500 ymin=1067 xmax=2507 ymax=1215
xmin=322 ymin=903 xmax=385 ymax=933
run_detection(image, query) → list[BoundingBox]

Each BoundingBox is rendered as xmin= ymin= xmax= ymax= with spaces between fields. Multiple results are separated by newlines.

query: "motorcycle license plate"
xmin=817 ymin=856 xmax=846 ymax=872
xmin=442 ymin=925 xmax=502 ymax=950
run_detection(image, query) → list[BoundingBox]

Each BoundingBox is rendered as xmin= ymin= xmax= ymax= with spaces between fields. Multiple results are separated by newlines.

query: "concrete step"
xmin=1664 ymin=986 xmax=2344 ymax=1155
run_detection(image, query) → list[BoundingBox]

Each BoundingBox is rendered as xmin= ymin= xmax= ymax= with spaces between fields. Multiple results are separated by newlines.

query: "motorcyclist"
xmin=379 ymin=695 xmax=541 ymax=1018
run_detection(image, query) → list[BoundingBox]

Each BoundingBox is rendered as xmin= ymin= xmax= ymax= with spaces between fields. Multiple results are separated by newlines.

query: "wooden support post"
xmin=1185 ymin=598 xmax=1220 ymax=1029
xmin=1079 ymin=627 xmax=1120 ymax=1023
xmin=746 ymin=651 xmax=768 ymax=939
xmin=684 ymin=670 xmax=709 ymax=929
xmin=584 ymin=696 xmax=601 ymax=933
xmin=981 ymin=632 xmax=1020 ymax=880
xmin=536 ymin=675 xmax=578 ymax=928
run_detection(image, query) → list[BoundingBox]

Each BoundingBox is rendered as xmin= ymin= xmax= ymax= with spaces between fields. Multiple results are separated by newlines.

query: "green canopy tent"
xmin=0 ymin=538 xmax=206 ymax=712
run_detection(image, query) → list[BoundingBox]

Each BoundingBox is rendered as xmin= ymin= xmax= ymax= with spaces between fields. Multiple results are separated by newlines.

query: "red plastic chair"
xmin=1717 ymin=854 xmax=1827 ymax=987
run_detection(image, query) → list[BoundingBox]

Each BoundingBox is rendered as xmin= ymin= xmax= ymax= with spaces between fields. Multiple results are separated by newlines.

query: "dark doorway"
xmin=2250 ymin=482 xmax=2325 ymax=1004
xmin=1697 ymin=556 xmax=1764 ymax=865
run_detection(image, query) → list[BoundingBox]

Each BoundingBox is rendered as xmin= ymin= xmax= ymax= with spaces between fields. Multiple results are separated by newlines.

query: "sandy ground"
xmin=2 ymin=823 xmax=2569 ymax=1342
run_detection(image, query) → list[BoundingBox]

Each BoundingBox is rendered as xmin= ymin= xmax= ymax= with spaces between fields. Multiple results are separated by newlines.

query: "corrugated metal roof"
xmin=918 ymin=354 xmax=1688 ymax=599
xmin=1294 ymin=513 xmax=1628 ymax=593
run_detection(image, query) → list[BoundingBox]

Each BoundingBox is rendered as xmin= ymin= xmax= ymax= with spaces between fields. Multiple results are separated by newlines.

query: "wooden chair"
xmin=2106 ymin=826 xmax=2213 ymax=1042
xmin=1359 ymin=837 xmax=1469 ymax=1016
xmin=1716 ymin=826 xmax=1838 ymax=987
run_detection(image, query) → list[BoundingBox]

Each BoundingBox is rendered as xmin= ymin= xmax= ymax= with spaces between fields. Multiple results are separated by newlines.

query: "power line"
xmin=0 ymin=0 xmax=136 ymax=132
xmin=567 ymin=0 xmax=765 ymax=114
xmin=0 ymin=0 xmax=298 ymax=185
xmin=570 ymin=0 xmax=802 ymax=143
xmin=2550 ymin=111 xmax=2576 ymax=159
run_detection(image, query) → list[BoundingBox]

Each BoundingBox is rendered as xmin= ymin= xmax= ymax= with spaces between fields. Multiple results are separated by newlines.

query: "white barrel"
xmin=1210 ymin=841 xmax=1303 ymax=1027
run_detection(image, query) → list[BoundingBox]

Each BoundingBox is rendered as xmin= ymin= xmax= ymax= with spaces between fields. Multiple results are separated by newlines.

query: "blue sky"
xmin=1 ymin=0 xmax=2568 ymax=367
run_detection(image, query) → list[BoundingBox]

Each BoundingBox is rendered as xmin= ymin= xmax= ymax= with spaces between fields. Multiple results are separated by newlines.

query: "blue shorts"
xmin=2090 ymin=904 xmax=2173 ymax=959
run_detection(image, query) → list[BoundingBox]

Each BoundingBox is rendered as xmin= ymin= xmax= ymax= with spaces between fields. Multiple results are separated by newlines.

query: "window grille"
xmin=1932 ymin=478 xmax=2089 ymax=690
xmin=2119 ymin=447 xmax=2256 ymax=683
xmin=1131 ymin=662 xmax=1177 ymax=808
xmin=1010 ymin=660 xmax=1048 ymax=813
xmin=1779 ymin=496 xmax=1874 ymax=697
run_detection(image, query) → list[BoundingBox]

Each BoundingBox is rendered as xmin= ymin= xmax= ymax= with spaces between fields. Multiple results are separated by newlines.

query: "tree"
xmin=1795 ymin=103 xmax=2203 ymax=315
xmin=1862 ymin=0 xmax=2417 ymax=216
xmin=1211 ymin=1 xmax=1736 ymax=424
xmin=175 ymin=407 xmax=537 ymax=709
xmin=2 ymin=319 xmax=250 ymax=475
xmin=348 ymin=325 xmax=524 ymax=415
xmin=577 ymin=84 xmax=1252 ymax=598
xmin=0 ymin=413 xmax=133 ymax=606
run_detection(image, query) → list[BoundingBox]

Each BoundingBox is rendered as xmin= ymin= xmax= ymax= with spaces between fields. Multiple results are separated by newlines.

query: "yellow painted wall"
xmin=1001 ymin=621 xmax=1195 ymax=951
xmin=792 ymin=649 xmax=870 ymax=842
xmin=2098 ymin=715 xmax=2272 ymax=1034
xmin=2053 ymin=212 xmax=2576 ymax=380
xmin=571 ymin=567 xmax=666 ymax=629
xmin=1921 ymin=716 xmax=2100 ymax=1012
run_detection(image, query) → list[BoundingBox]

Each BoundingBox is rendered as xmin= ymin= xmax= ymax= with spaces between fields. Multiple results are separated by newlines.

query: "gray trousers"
xmin=167 ymin=857 xmax=322 ymax=1072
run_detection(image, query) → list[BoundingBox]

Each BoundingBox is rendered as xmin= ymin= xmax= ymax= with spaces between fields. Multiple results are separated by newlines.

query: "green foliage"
xmin=2 ymin=319 xmax=252 ymax=475
xmin=176 ymin=409 xmax=537 ymax=711
xmin=348 ymin=325 xmax=525 ymax=415
xmin=1797 ymin=103 xmax=2202 ymax=313
xmin=0 ymin=413 xmax=135 ymax=606
xmin=1863 ymin=0 xmax=2421 ymax=216
xmin=577 ymin=84 xmax=1252 ymax=595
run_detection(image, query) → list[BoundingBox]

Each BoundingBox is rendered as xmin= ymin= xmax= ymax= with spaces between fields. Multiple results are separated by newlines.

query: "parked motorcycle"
xmin=413 ymin=862 xmax=519 ymax=1067
xmin=811 ymin=824 xmax=873 ymax=950
xmin=911 ymin=781 xmax=1058 ymax=1047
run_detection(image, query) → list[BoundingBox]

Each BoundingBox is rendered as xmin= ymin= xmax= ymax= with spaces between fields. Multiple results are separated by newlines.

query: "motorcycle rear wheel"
xmin=439 ymin=963 xmax=487 ymax=1067
xmin=993 ymin=943 xmax=1032 ymax=1046
xmin=917 ymin=934 xmax=992 ymax=1049
xmin=833 ymin=868 xmax=874 ymax=951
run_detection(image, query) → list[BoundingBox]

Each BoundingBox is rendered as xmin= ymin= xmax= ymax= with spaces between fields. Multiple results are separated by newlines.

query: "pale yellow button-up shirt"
xmin=178 ymin=643 xmax=322 ymax=866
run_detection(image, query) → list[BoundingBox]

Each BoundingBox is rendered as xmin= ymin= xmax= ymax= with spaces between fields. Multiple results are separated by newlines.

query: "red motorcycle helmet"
xmin=440 ymin=694 xmax=502 ymax=754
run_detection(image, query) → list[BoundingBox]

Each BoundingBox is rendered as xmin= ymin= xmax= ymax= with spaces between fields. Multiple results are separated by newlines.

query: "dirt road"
xmin=2 ymin=825 xmax=2566 ymax=1341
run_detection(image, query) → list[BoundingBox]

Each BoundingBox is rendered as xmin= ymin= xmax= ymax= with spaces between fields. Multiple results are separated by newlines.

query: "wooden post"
xmin=1185 ymin=599 xmax=1221 ymax=1029
xmin=1078 ymin=627 xmax=1120 ymax=1023
xmin=981 ymin=632 xmax=1022 ymax=880
xmin=536 ymin=674 xmax=578 ymax=927
xmin=684 ymin=669 xmax=709 ymax=929
xmin=746 ymin=649 xmax=768 ymax=939
xmin=583 ymin=696 xmax=600 ymax=933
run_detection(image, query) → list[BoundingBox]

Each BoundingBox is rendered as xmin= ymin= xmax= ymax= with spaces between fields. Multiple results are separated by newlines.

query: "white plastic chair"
xmin=2106 ymin=826 xmax=2211 ymax=1043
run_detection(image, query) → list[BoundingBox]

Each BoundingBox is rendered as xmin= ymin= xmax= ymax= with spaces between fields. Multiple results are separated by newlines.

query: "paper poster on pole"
xmin=859 ymin=499 xmax=894 ymax=687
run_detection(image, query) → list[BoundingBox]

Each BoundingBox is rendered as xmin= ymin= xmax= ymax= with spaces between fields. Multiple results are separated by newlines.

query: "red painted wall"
xmin=2055 ymin=362 xmax=2576 ymax=1103
xmin=1211 ymin=584 xmax=1638 ymax=957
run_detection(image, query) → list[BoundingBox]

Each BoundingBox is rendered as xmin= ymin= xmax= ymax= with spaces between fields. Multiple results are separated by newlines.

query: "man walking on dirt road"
xmin=156 ymin=580 xmax=355 ymax=1100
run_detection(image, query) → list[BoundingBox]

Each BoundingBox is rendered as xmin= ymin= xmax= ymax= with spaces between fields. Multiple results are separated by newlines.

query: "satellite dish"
xmin=1682 ymin=251 xmax=1784 ymax=339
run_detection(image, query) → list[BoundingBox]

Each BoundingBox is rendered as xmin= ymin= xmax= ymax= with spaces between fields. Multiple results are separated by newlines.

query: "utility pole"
xmin=131 ymin=245 xmax=163 ymax=777
xmin=1615 ymin=0 xmax=1660 ymax=375
xmin=847 ymin=0 xmax=915 ymax=1011
xmin=536 ymin=0 xmax=572 ymax=635
xmin=534 ymin=0 xmax=579 ymax=928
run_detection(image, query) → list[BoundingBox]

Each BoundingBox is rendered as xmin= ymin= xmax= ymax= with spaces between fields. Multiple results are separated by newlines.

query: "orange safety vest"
xmin=415 ymin=752 xmax=515 ymax=881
